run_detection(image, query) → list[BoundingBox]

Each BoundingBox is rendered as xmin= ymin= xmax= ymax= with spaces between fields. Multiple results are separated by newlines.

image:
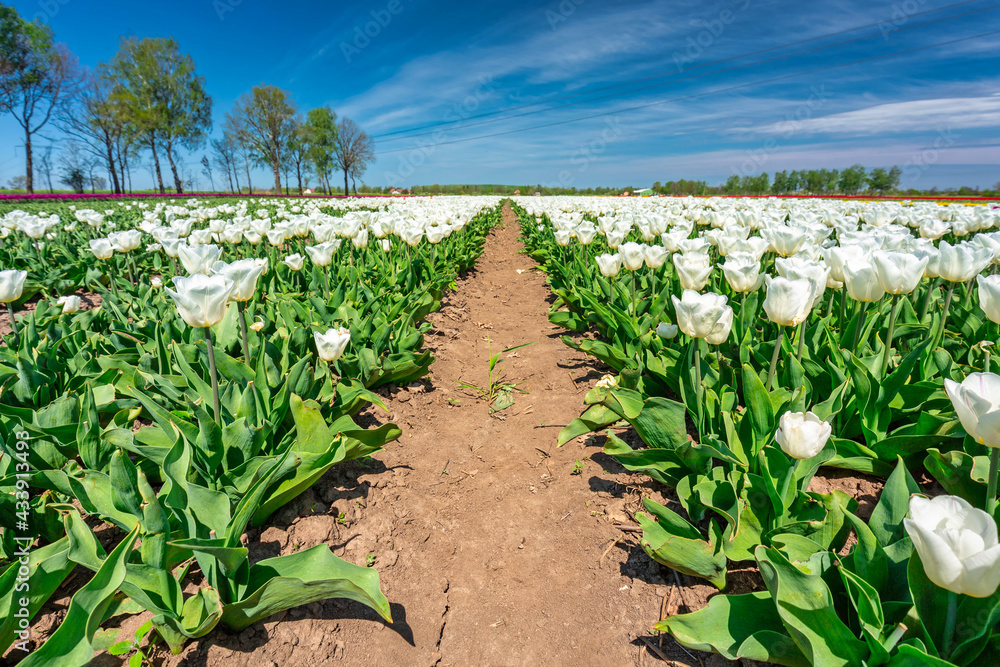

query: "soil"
xmin=0 ymin=289 xmax=103 ymax=338
xmin=4 ymin=205 xmax=904 ymax=666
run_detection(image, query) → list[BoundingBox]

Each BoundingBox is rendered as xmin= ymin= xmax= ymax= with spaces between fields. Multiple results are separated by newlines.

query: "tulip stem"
xmin=694 ymin=345 xmax=703 ymax=434
xmin=944 ymin=591 xmax=958 ymax=657
xmin=853 ymin=302 xmax=869 ymax=351
xmin=630 ymin=271 xmax=638 ymax=329
xmin=323 ymin=266 xmax=331 ymax=302
xmin=838 ymin=288 xmax=846 ymax=329
xmin=796 ymin=322 xmax=805 ymax=363
xmin=203 ymin=327 xmax=221 ymax=425
xmin=237 ymin=301 xmax=251 ymax=367
xmin=919 ymin=278 xmax=938 ymax=322
xmin=882 ymin=623 xmax=907 ymax=653
xmin=767 ymin=326 xmax=783 ymax=390
xmin=777 ymin=461 xmax=798 ymax=522
xmin=6 ymin=303 xmax=19 ymax=343
xmin=880 ymin=294 xmax=901 ymax=377
xmin=988 ymin=448 xmax=999 ymax=517
xmin=935 ymin=283 xmax=956 ymax=350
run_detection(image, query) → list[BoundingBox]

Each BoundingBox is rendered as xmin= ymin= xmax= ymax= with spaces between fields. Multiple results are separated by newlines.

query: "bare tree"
xmin=333 ymin=117 xmax=374 ymax=198
xmin=211 ymin=135 xmax=237 ymax=193
xmin=223 ymin=112 xmax=253 ymax=193
xmin=36 ymin=143 xmax=54 ymax=192
xmin=0 ymin=6 xmax=76 ymax=193
xmin=230 ymin=85 xmax=296 ymax=192
xmin=57 ymin=69 xmax=125 ymax=193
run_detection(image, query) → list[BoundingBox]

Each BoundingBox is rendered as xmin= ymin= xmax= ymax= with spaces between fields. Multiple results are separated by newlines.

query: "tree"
xmin=837 ymin=164 xmax=867 ymax=194
xmin=285 ymin=117 xmax=311 ymax=195
xmin=772 ymin=170 xmax=788 ymax=193
xmin=333 ymin=117 xmax=374 ymax=198
xmin=304 ymin=106 xmax=338 ymax=193
xmin=230 ymin=85 xmax=296 ymax=192
xmin=0 ymin=5 xmax=76 ymax=193
xmin=59 ymin=140 xmax=88 ymax=193
xmin=6 ymin=175 xmax=25 ymax=189
xmin=36 ymin=143 xmax=53 ymax=192
xmin=200 ymin=155 xmax=214 ymax=191
xmin=58 ymin=68 xmax=125 ymax=193
xmin=221 ymin=114 xmax=253 ymax=193
xmin=867 ymin=166 xmax=901 ymax=194
xmin=109 ymin=37 xmax=212 ymax=194
xmin=211 ymin=134 xmax=238 ymax=193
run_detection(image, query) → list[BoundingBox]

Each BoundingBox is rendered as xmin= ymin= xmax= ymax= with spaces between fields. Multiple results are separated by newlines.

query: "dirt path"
xmin=148 ymin=205 xmax=702 ymax=666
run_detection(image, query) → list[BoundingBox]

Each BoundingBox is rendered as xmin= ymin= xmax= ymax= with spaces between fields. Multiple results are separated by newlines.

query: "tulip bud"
xmin=57 ymin=295 xmax=81 ymax=313
xmin=656 ymin=322 xmax=678 ymax=339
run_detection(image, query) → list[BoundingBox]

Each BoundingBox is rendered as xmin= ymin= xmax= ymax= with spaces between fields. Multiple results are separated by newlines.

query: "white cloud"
xmin=754 ymin=94 xmax=1000 ymax=136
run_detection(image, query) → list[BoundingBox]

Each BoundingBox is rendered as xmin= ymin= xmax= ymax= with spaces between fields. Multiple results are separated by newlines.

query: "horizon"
xmin=1 ymin=0 xmax=998 ymax=192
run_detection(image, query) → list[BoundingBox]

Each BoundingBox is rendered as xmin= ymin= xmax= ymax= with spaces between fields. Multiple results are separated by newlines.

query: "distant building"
xmin=634 ymin=188 xmax=655 ymax=197
xmin=303 ymin=188 xmax=314 ymax=194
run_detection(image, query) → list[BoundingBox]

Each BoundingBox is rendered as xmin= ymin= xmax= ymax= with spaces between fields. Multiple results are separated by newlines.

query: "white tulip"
xmin=762 ymin=276 xmax=814 ymax=327
xmin=671 ymin=290 xmax=731 ymax=341
xmin=89 ymin=238 xmax=115 ymax=260
xmin=775 ymin=411 xmax=831 ymax=459
xmin=979 ymin=275 xmax=1000 ymax=324
xmin=945 ymin=372 xmax=1000 ymax=448
xmin=674 ymin=252 xmax=713 ymax=291
xmin=722 ymin=254 xmax=764 ymax=293
xmin=283 ymin=254 xmax=305 ymax=271
xmin=904 ymin=495 xmax=1000 ymax=598
xmin=165 ymin=274 xmax=235 ymax=328
xmin=314 ymin=327 xmax=351 ymax=362
xmin=873 ymin=251 xmax=929 ymax=295
xmin=644 ymin=245 xmax=668 ymax=269
xmin=305 ymin=242 xmax=338 ymax=267
xmin=0 ymin=270 xmax=27 ymax=303
xmin=596 ymin=253 xmax=622 ymax=278
xmin=620 ymin=242 xmax=646 ymax=271
xmin=177 ymin=244 xmax=222 ymax=275
xmin=211 ymin=259 xmax=266 ymax=302
xmin=936 ymin=241 xmax=993 ymax=283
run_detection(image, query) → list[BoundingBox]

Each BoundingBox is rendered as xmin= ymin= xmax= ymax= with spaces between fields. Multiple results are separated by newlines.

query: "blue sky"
xmin=1 ymin=0 xmax=999 ymax=190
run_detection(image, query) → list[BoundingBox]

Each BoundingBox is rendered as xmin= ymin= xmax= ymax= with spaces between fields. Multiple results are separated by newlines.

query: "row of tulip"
xmin=0 ymin=196 xmax=503 ymax=664
xmin=513 ymin=195 xmax=1000 ymax=666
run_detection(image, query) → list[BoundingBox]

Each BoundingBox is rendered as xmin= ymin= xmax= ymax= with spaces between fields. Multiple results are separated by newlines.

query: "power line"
xmin=375 ymin=29 xmax=1000 ymax=156
xmin=372 ymin=0 xmax=994 ymax=141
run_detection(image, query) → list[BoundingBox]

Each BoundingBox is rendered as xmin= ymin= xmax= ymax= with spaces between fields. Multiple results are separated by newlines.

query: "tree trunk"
xmin=296 ymin=161 xmax=303 ymax=194
xmin=105 ymin=136 xmax=121 ymax=194
xmin=149 ymin=133 xmax=165 ymax=193
xmin=165 ymin=140 xmax=183 ymax=194
xmin=25 ymin=128 xmax=33 ymax=194
xmin=244 ymin=156 xmax=252 ymax=194
xmin=271 ymin=151 xmax=281 ymax=193
xmin=344 ymin=169 xmax=349 ymax=198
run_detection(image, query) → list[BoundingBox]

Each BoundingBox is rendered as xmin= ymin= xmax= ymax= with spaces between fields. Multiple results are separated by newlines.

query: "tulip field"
xmin=4 ymin=192 xmax=1000 ymax=665
xmin=0 ymin=195 xmax=502 ymax=664
xmin=514 ymin=194 xmax=1000 ymax=666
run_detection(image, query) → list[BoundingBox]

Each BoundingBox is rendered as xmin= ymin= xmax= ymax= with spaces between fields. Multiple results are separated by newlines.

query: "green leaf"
xmin=756 ymin=545 xmax=869 ymax=666
xmin=221 ymin=545 xmax=391 ymax=631
xmin=656 ymin=591 xmax=810 ymax=667
xmin=20 ymin=524 xmax=139 ymax=667
xmin=636 ymin=499 xmax=727 ymax=590
xmin=869 ymin=457 xmax=921 ymax=548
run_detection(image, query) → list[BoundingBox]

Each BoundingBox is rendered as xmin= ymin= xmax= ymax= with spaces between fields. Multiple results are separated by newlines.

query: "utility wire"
xmin=375 ymin=29 xmax=1000 ymax=156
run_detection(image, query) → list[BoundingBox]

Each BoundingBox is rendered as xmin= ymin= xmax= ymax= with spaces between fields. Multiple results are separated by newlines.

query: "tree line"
xmin=0 ymin=3 xmax=374 ymax=195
